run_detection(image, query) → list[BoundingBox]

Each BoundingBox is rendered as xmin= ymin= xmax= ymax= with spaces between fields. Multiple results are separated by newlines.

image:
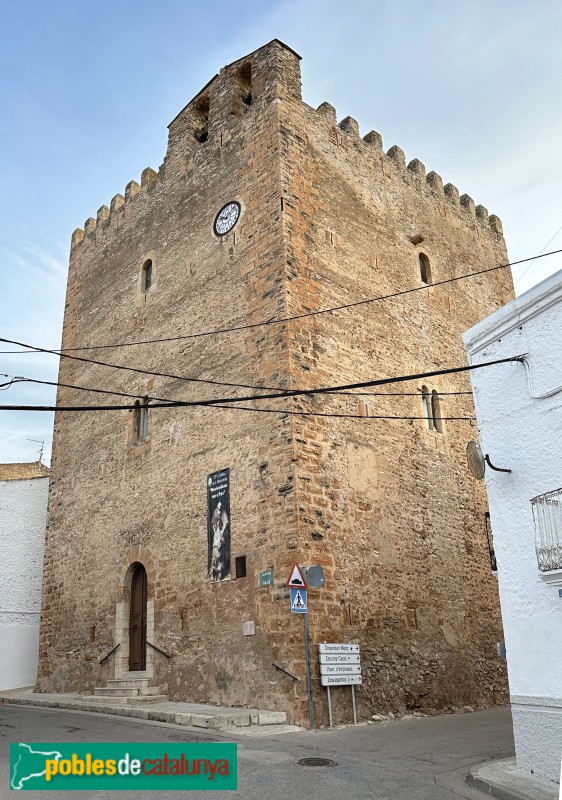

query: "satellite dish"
xmin=467 ymin=441 xmax=486 ymax=479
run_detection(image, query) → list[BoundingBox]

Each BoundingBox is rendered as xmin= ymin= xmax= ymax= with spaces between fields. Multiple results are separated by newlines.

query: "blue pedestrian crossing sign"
xmin=290 ymin=587 xmax=308 ymax=613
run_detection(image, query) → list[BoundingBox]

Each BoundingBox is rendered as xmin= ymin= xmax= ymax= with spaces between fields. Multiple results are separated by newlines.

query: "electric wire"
xmin=0 ymin=251 xmax=546 ymax=399
xmin=1 ymin=249 xmax=559 ymax=354
xmin=0 ymin=355 xmax=523 ymax=412
xmin=0 ymin=372 xmax=476 ymax=422
xmin=0 ymin=374 xmax=175 ymax=404
xmin=0 ymin=336 xmax=290 ymax=393
xmin=515 ymin=229 xmax=562 ymax=286
xmin=0 ymin=372 xmax=472 ymax=400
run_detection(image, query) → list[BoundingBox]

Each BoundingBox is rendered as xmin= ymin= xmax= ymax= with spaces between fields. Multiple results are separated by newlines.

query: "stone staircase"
xmin=90 ymin=673 xmax=168 ymax=705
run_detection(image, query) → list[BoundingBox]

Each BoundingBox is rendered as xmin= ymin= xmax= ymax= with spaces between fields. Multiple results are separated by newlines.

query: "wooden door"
xmin=129 ymin=563 xmax=147 ymax=671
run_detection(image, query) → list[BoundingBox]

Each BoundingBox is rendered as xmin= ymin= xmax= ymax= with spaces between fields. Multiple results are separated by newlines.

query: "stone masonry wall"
xmin=271 ymin=90 xmax=513 ymax=724
xmin=38 ymin=42 xmax=304 ymax=716
xmin=38 ymin=39 xmax=511 ymax=726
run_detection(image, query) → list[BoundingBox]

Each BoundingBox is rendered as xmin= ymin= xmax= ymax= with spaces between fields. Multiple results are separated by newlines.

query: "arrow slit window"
xmin=431 ymin=390 xmax=443 ymax=433
xmin=419 ymin=253 xmax=432 ymax=285
xmin=141 ymin=259 xmax=152 ymax=293
xmin=133 ymin=397 xmax=149 ymax=443
xmin=421 ymin=386 xmax=443 ymax=433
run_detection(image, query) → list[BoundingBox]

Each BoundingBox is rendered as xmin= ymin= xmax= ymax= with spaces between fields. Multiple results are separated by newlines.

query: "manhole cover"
xmin=298 ymin=758 xmax=337 ymax=767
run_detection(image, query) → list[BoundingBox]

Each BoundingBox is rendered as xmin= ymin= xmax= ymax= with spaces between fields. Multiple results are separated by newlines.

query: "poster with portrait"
xmin=207 ymin=468 xmax=231 ymax=582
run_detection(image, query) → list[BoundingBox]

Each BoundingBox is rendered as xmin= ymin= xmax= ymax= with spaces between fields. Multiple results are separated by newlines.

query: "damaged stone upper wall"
xmin=272 ymin=90 xmax=513 ymax=723
xmin=39 ymin=41 xmax=306 ymax=713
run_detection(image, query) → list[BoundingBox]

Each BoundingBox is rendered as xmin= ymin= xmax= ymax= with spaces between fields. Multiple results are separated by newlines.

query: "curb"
xmin=0 ymin=695 xmax=290 ymax=732
xmin=467 ymin=758 xmax=558 ymax=800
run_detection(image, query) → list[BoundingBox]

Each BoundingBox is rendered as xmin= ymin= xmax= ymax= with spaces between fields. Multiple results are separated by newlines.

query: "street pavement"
xmin=0 ymin=703 xmax=514 ymax=799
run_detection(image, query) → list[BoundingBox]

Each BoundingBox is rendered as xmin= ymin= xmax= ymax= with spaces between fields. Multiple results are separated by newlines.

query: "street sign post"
xmin=286 ymin=563 xmax=307 ymax=588
xmin=319 ymin=653 xmax=360 ymax=664
xmin=290 ymin=588 xmax=308 ymax=613
xmin=320 ymin=664 xmax=361 ymax=675
xmin=319 ymin=643 xmax=359 ymax=653
xmin=321 ymin=674 xmax=362 ymax=686
xmin=286 ymin=564 xmax=313 ymax=729
xmin=304 ymin=565 xmax=325 ymax=588
xmin=318 ymin=643 xmax=362 ymax=727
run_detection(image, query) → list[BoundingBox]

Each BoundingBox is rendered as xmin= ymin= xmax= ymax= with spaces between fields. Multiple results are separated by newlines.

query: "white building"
xmin=0 ymin=462 xmax=49 ymax=691
xmin=464 ymin=269 xmax=562 ymax=784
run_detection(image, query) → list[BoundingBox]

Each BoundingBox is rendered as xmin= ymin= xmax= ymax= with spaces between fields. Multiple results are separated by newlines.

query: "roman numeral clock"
xmin=214 ymin=201 xmax=241 ymax=236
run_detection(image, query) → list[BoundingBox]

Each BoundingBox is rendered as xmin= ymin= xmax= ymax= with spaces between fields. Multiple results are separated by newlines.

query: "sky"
xmin=1 ymin=0 xmax=561 ymax=464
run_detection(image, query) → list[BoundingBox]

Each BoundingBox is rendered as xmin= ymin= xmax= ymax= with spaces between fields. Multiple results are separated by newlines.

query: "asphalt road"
xmin=0 ymin=703 xmax=514 ymax=799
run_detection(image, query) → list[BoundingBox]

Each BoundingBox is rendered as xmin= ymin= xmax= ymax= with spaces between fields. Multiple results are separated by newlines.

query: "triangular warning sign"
xmin=292 ymin=590 xmax=306 ymax=610
xmin=286 ymin=562 xmax=307 ymax=588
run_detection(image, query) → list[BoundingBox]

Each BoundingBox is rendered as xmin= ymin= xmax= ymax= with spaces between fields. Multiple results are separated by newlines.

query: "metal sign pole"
xmin=351 ymin=684 xmax=357 ymax=724
xmin=304 ymin=611 xmax=314 ymax=729
xmin=327 ymin=685 xmax=333 ymax=728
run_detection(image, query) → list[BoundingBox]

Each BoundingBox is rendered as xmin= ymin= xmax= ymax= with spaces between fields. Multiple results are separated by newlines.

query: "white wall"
xmin=464 ymin=269 xmax=562 ymax=783
xmin=0 ymin=476 xmax=49 ymax=690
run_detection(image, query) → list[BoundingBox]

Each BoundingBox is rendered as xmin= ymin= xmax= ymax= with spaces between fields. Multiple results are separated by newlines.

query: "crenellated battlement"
xmin=69 ymin=38 xmax=504 ymax=260
xmin=71 ymin=167 xmax=159 ymax=250
xmin=310 ymin=101 xmax=503 ymax=238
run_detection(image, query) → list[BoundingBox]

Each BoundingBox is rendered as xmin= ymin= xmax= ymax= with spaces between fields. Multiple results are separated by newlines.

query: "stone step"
xmin=94 ymin=687 xmax=139 ymax=697
xmin=94 ymin=686 xmax=164 ymax=698
xmin=76 ymin=694 xmax=169 ymax=705
xmin=126 ymin=695 xmax=168 ymax=705
xmin=118 ymin=671 xmax=151 ymax=679
xmin=74 ymin=695 xmax=131 ymax=705
xmin=107 ymin=679 xmax=150 ymax=689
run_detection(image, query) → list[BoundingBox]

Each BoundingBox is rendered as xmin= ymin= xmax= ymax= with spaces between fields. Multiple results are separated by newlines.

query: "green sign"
xmin=259 ymin=569 xmax=274 ymax=587
xmin=10 ymin=742 xmax=237 ymax=791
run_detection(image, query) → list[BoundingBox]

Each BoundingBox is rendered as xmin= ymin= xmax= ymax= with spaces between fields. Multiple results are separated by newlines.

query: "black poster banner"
xmin=207 ymin=468 xmax=230 ymax=581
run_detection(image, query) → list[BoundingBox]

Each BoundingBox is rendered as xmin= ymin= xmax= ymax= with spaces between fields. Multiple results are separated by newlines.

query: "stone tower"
xmin=38 ymin=40 xmax=513 ymax=725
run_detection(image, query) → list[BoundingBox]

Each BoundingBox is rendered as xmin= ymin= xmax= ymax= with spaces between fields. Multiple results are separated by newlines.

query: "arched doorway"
xmin=129 ymin=563 xmax=147 ymax=671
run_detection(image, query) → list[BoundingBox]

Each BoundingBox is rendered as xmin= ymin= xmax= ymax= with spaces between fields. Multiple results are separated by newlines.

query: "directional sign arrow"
xmin=321 ymin=674 xmax=362 ymax=686
xmin=319 ymin=653 xmax=360 ymax=664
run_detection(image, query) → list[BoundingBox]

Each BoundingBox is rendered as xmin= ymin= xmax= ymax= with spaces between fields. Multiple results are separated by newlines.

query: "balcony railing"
xmin=531 ymin=487 xmax=562 ymax=571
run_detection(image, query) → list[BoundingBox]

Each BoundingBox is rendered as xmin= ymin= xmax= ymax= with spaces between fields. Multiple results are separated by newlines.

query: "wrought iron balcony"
xmin=531 ymin=487 xmax=562 ymax=572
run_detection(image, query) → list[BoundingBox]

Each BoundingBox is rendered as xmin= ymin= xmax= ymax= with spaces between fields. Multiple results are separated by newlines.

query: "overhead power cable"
xmin=514 ymin=229 xmax=562 ymax=285
xmin=0 ymin=372 xmax=471 ymax=400
xmin=0 ymin=372 xmax=476 ymax=424
xmin=0 ymin=355 xmax=522 ymax=412
xmin=0 ymin=336 xmax=287 ymax=393
xmin=0 ymin=322 xmax=513 ymax=401
xmin=210 ymin=405 xmax=474 ymax=421
xmin=1 ymin=249 xmax=557 ymax=354
xmin=0 ymin=250 xmax=555 ymax=397
xmin=0 ymin=374 xmax=176 ymax=404
xmin=0 ymin=375 xmax=476 ymax=421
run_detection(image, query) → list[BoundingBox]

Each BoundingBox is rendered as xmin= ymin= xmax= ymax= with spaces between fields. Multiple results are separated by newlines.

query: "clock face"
xmin=214 ymin=201 xmax=241 ymax=236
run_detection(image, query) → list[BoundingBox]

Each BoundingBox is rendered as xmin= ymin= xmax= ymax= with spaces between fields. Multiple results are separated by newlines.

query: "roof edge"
xmin=0 ymin=461 xmax=50 ymax=481
xmin=463 ymin=266 xmax=562 ymax=354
